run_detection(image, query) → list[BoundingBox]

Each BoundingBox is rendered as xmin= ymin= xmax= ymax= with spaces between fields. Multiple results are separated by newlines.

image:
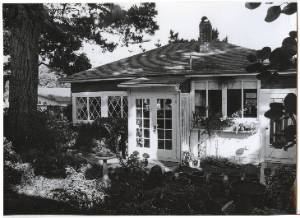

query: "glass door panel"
xmin=157 ymin=99 xmax=172 ymax=150
xmin=136 ymin=99 xmax=150 ymax=148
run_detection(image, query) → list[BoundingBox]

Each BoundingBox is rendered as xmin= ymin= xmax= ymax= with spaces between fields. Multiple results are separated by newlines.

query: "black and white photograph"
xmin=2 ymin=0 xmax=298 ymax=215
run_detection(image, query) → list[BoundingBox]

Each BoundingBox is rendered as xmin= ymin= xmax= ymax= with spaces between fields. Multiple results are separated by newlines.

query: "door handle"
xmin=153 ymin=125 xmax=157 ymax=132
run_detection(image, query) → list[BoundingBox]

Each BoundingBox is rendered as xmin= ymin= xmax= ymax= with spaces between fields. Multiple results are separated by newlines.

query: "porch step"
xmin=148 ymin=160 xmax=179 ymax=172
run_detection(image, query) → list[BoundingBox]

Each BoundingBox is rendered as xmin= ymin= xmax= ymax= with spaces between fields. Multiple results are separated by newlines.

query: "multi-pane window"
xmin=195 ymin=80 xmax=257 ymax=119
xmin=74 ymin=94 xmax=127 ymax=122
xmin=89 ymin=97 xmax=101 ymax=120
xmin=157 ymin=99 xmax=173 ymax=150
xmin=195 ymin=90 xmax=222 ymax=117
xmin=108 ymin=96 xmax=128 ymax=118
xmin=195 ymin=90 xmax=206 ymax=116
xmin=243 ymin=89 xmax=257 ymax=117
xmin=227 ymin=89 xmax=257 ymax=117
xmin=122 ymin=97 xmax=128 ymax=117
xmin=76 ymin=97 xmax=88 ymax=120
xmin=227 ymin=90 xmax=241 ymax=117
xmin=208 ymin=90 xmax=222 ymax=117
xmin=136 ymin=99 xmax=150 ymax=148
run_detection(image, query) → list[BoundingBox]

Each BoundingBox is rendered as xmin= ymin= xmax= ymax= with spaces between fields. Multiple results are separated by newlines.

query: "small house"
xmin=4 ymin=87 xmax=71 ymax=120
xmin=37 ymin=88 xmax=71 ymax=108
xmin=37 ymin=88 xmax=71 ymax=119
xmin=61 ymin=18 xmax=296 ymax=170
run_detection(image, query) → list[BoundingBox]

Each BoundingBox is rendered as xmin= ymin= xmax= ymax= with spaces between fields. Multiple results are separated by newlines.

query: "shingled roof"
xmin=62 ymin=41 xmax=256 ymax=83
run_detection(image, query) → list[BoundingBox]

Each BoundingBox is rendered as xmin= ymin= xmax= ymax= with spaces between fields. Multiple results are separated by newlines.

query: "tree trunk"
xmin=7 ymin=4 xmax=42 ymax=148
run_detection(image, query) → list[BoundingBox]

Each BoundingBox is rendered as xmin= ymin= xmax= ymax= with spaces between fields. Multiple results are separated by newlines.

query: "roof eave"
xmin=59 ymin=77 xmax=135 ymax=83
xmin=186 ymin=71 xmax=297 ymax=78
xmin=118 ymin=84 xmax=178 ymax=88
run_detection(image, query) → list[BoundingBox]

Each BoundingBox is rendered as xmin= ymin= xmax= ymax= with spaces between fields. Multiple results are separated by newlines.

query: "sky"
xmin=81 ymin=1 xmax=297 ymax=67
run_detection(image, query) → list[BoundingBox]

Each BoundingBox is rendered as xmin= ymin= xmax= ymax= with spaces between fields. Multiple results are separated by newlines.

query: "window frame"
xmin=192 ymin=79 xmax=259 ymax=119
xmin=108 ymin=95 xmax=128 ymax=118
xmin=72 ymin=91 xmax=128 ymax=124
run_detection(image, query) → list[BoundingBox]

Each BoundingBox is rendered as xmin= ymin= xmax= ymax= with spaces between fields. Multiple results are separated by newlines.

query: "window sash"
xmin=194 ymin=80 xmax=258 ymax=118
xmin=108 ymin=96 xmax=128 ymax=118
xmin=73 ymin=92 xmax=128 ymax=123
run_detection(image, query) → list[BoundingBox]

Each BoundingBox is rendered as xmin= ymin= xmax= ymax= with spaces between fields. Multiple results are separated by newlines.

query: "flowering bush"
xmin=192 ymin=111 xmax=234 ymax=131
xmin=119 ymin=151 xmax=149 ymax=169
xmin=232 ymin=121 xmax=257 ymax=133
xmin=51 ymin=166 xmax=106 ymax=210
xmin=182 ymin=151 xmax=199 ymax=166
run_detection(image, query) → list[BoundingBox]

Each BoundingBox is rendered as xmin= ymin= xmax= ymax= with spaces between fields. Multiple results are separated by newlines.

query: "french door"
xmin=131 ymin=94 xmax=177 ymax=161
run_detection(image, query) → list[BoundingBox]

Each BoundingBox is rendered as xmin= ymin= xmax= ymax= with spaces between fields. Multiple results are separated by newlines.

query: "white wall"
xmin=187 ymin=130 xmax=261 ymax=164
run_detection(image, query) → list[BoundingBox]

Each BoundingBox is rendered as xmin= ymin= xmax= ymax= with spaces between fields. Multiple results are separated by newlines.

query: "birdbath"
xmin=94 ymin=153 xmax=116 ymax=181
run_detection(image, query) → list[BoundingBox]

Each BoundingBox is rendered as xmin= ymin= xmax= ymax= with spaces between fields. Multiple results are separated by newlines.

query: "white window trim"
xmin=192 ymin=79 xmax=259 ymax=120
xmin=72 ymin=91 xmax=128 ymax=124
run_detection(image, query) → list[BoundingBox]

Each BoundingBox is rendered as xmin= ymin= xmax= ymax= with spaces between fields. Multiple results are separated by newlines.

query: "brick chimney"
xmin=199 ymin=16 xmax=212 ymax=52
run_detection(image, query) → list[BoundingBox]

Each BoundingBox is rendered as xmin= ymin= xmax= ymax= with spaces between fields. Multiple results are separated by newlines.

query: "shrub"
xmin=264 ymin=166 xmax=296 ymax=213
xmin=4 ymin=111 xmax=52 ymax=150
xmin=52 ymin=166 xmax=106 ymax=210
xmin=93 ymin=117 xmax=128 ymax=155
xmin=5 ymin=110 xmax=77 ymax=151
xmin=119 ymin=151 xmax=149 ymax=170
xmin=75 ymin=117 xmax=128 ymax=156
xmin=4 ymin=111 xmax=81 ymax=178
xmin=104 ymin=153 xmax=216 ymax=215
xmin=182 ymin=151 xmax=199 ymax=166
xmin=24 ymin=146 xmax=86 ymax=178
xmin=63 ymin=104 xmax=73 ymax=122
xmin=200 ymin=156 xmax=241 ymax=169
xmin=4 ymin=139 xmax=35 ymax=188
xmin=74 ymin=123 xmax=101 ymax=153
xmin=47 ymin=118 xmax=78 ymax=148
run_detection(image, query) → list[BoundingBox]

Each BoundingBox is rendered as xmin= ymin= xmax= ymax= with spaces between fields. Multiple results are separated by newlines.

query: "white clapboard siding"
xmin=180 ymin=93 xmax=190 ymax=151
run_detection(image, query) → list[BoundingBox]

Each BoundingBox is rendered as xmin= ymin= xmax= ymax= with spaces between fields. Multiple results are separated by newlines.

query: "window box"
xmin=191 ymin=111 xmax=258 ymax=134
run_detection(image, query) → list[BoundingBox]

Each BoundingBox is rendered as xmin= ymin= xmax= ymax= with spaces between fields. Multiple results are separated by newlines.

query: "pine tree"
xmin=3 ymin=3 xmax=159 ymax=147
